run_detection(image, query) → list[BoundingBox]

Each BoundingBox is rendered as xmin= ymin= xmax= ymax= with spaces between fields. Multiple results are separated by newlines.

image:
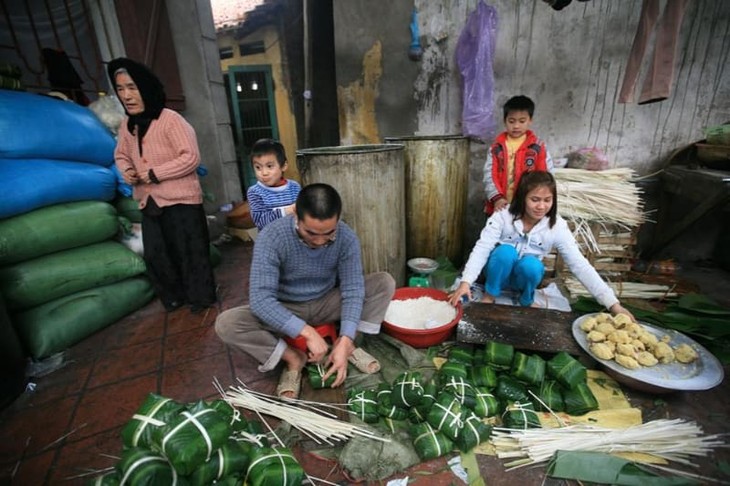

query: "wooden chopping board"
xmin=456 ymin=302 xmax=585 ymax=356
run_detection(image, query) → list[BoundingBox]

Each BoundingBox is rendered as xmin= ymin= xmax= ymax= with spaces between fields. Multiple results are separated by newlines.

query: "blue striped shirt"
xmin=247 ymin=180 xmax=301 ymax=230
xmin=249 ymin=215 xmax=365 ymax=339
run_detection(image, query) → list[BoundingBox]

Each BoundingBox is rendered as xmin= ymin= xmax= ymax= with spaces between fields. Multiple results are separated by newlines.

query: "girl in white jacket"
xmin=449 ymin=171 xmax=633 ymax=319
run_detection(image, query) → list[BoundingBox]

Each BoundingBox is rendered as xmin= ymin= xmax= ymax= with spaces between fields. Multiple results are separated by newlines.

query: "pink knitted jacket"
xmin=114 ymin=108 xmax=203 ymax=209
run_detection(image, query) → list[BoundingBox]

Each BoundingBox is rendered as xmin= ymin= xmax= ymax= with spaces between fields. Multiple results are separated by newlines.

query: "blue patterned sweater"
xmin=247 ymin=180 xmax=301 ymax=230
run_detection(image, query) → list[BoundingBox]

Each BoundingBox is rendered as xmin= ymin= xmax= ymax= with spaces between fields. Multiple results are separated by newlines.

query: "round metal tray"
xmin=572 ymin=313 xmax=724 ymax=392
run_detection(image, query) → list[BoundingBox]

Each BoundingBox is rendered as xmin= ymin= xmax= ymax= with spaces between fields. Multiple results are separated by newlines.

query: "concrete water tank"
xmin=296 ymin=144 xmax=406 ymax=286
xmin=384 ymin=135 xmax=469 ymax=266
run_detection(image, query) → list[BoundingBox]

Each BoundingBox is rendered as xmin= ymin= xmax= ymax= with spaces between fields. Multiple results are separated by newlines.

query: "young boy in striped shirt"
xmin=246 ymin=138 xmax=301 ymax=230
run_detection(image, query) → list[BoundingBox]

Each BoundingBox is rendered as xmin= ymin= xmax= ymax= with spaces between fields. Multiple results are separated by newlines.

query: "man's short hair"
xmin=503 ymin=95 xmax=535 ymax=120
xmin=296 ymin=183 xmax=342 ymax=220
xmin=251 ymin=138 xmax=287 ymax=166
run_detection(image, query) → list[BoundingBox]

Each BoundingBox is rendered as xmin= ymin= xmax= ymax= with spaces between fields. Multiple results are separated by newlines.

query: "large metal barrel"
xmin=384 ymin=135 xmax=469 ymax=266
xmin=297 ymin=144 xmax=406 ymax=286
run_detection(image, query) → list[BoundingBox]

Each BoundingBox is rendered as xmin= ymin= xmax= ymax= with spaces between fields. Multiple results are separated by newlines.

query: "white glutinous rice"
xmin=384 ymin=297 xmax=457 ymax=330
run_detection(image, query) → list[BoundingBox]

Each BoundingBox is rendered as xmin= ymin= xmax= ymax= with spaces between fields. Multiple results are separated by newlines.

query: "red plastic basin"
xmin=382 ymin=287 xmax=462 ymax=348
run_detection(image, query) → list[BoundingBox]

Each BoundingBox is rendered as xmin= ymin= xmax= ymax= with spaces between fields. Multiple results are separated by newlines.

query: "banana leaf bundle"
xmin=427 ymin=392 xmax=464 ymax=440
xmin=238 ymin=419 xmax=269 ymax=447
xmin=380 ymin=416 xmax=409 ymax=434
xmin=376 ymin=390 xmax=409 ymax=421
xmin=546 ymin=351 xmax=587 ymax=389
xmin=391 ymin=371 xmax=424 ymax=408
xmin=469 ymin=365 xmax=497 ymax=388
xmin=246 ymin=447 xmax=304 ymax=486
xmin=410 ymin=422 xmax=454 ymax=460
xmin=563 ymin=382 xmax=599 ymax=415
xmin=347 ymin=388 xmax=379 ymax=423
xmin=455 ymin=412 xmax=492 ymax=452
xmin=511 ymin=352 xmax=546 ymax=386
xmin=438 ymin=361 xmax=468 ymax=383
xmin=466 ymin=387 xmax=500 ymax=418
xmin=88 ymin=470 xmax=121 ymax=485
xmin=473 ymin=348 xmax=485 ymax=365
xmin=534 ymin=380 xmax=564 ymax=412
xmin=154 ymin=401 xmax=233 ymax=476
xmin=189 ymin=439 xmax=251 ymax=486
xmin=121 ymin=393 xmax=185 ymax=449
xmin=484 ymin=341 xmax=514 ymax=369
xmin=502 ymin=401 xmax=541 ymax=429
xmin=495 ymin=375 xmax=530 ymax=403
xmin=413 ymin=379 xmax=438 ymax=417
xmin=440 ymin=375 xmax=475 ymax=405
xmin=306 ymin=363 xmax=336 ymax=389
xmin=409 ymin=406 xmax=429 ymax=424
xmin=209 ymin=399 xmax=248 ymax=433
xmin=116 ymin=447 xmax=180 ymax=485
xmin=448 ymin=347 xmax=474 ymax=366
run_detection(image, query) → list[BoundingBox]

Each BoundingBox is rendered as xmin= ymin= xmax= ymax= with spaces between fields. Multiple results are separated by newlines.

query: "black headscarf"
xmin=107 ymin=58 xmax=166 ymax=151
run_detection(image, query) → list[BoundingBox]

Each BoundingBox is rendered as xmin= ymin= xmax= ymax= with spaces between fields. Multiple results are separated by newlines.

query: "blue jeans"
xmin=483 ymin=245 xmax=544 ymax=306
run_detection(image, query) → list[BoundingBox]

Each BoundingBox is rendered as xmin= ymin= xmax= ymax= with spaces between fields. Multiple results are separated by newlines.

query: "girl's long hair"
xmin=509 ymin=171 xmax=558 ymax=228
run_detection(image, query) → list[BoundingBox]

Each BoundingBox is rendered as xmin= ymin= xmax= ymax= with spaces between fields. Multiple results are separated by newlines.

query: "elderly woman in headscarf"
xmin=107 ymin=57 xmax=216 ymax=313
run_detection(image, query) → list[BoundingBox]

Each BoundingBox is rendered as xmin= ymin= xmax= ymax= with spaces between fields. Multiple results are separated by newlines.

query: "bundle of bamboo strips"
xmin=221 ymin=381 xmax=388 ymax=446
xmin=555 ymin=168 xmax=648 ymax=253
xmin=564 ymin=276 xmax=677 ymax=300
xmin=491 ymin=418 xmax=727 ymax=470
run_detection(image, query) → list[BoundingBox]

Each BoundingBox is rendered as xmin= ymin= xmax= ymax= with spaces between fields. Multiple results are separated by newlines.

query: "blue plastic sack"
xmin=0 ymin=158 xmax=116 ymax=219
xmin=0 ymin=90 xmax=116 ymax=166
xmin=455 ymin=1 xmax=499 ymax=141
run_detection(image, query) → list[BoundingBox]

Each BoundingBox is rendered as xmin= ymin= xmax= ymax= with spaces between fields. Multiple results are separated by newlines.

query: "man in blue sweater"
xmin=216 ymin=183 xmax=396 ymax=398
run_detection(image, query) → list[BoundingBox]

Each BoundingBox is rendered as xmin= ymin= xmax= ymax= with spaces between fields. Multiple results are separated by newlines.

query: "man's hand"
xmin=493 ymin=198 xmax=509 ymax=211
xmin=322 ymin=336 xmax=355 ymax=388
xmin=301 ymin=325 xmax=329 ymax=364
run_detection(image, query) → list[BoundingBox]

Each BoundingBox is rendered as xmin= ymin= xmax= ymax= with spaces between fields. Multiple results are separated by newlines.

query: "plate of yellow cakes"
xmin=572 ymin=312 xmax=724 ymax=393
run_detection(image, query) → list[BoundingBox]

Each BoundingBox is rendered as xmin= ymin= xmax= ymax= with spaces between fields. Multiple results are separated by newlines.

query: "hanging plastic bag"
xmin=455 ymin=1 xmax=499 ymax=141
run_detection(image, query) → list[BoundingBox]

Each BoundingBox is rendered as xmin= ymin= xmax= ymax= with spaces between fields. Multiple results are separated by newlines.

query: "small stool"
xmin=284 ymin=322 xmax=338 ymax=352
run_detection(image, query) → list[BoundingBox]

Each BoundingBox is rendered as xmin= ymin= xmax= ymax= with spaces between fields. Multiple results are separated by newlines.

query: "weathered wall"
xmin=333 ymin=0 xmax=730 ymax=256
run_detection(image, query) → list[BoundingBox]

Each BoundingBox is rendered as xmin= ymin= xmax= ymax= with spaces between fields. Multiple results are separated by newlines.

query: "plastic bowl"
xmin=407 ymin=257 xmax=439 ymax=275
xmin=382 ymin=287 xmax=462 ymax=348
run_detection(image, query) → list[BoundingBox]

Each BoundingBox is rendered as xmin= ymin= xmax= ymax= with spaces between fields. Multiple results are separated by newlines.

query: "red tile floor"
xmin=1 ymin=239 xmax=729 ymax=485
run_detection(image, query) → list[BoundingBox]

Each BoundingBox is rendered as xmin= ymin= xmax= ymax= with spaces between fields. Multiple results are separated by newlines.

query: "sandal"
xmin=348 ymin=347 xmax=381 ymax=374
xmin=275 ymin=368 xmax=302 ymax=399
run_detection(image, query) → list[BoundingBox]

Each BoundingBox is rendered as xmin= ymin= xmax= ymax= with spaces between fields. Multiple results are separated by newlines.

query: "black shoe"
xmin=164 ymin=300 xmax=185 ymax=312
xmin=190 ymin=303 xmax=213 ymax=314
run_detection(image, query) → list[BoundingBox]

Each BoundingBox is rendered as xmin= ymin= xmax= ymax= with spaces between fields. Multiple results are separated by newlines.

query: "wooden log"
xmin=456 ymin=302 xmax=585 ymax=356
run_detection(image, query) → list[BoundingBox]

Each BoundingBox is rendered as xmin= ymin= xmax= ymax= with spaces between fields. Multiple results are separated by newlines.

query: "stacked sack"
xmin=0 ymin=89 xmax=153 ymax=360
xmin=89 ymin=393 xmax=305 ymax=485
xmin=346 ymin=341 xmax=599 ymax=460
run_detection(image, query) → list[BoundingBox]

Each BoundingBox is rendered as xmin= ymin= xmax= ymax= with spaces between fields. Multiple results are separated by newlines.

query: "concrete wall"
xmin=333 ymin=0 xmax=730 ymax=256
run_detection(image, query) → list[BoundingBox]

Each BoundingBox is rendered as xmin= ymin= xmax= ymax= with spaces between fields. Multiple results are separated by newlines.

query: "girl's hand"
xmin=494 ymin=198 xmax=509 ymax=211
xmin=609 ymin=302 xmax=635 ymax=322
xmin=448 ymin=281 xmax=471 ymax=307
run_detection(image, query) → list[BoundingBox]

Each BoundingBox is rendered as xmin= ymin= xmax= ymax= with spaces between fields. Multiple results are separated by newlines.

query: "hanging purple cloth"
xmin=455 ymin=1 xmax=499 ymax=141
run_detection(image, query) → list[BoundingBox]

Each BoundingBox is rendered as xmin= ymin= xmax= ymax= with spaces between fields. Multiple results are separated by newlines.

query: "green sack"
xmin=0 ymin=241 xmax=146 ymax=310
xmin=427 ymin=392 xmax=463 ymax=440
xmin=455 ymin=412 xmax=492 ymax=452
xmin=502 ymin=402 xmax=541 ymax=429
xmin=189 ymin=440 xmax=251 ymax=486
xmin=391 ymin=371 xmax=424 ymax=408
xmin=154 ymin=401 xmax=233 ymax=476
xmin=410 ymin=422 xmax=454 ymax=460
xmin=494 ymin=375 xmax=530 ymax=404
xmin=306 ymin=364 xmax=336 ymax=389
xmin=121 ymin=393 xmax=185 ymax=449
xmin=468 ymin=387 xmax=501 ymax=418
xmin=116 ymin=447 xmax=182 ymax=486
xmin=563 ymin=382 xmax=599 ymax=416
xmin=115 ymin=196 xmax=143 ymax=223
xmin=440 ymin=375 xmax=475 ymax=405
xmin=13 ymin=276 xmax=154 ymax=359
xmin=547 ymin=352 xmax=587 ymax=389
xmin=347 ymin=388 xmax=379 ymax=423
xmin=534 ymin=380 xmax=564 ymax=412
xmin=447 ymin=347 xmax=474 ymax=366
xmin=0 ymin=201 xmax=118 ymax=265
xmin=484 ymin=341 xmax=514 ymax=369
xmin=469 ymin=365 xmax=497 ymax=388
xmin=246 ymin=447 xmax=304 ymax=486
xmin=511 ymin=352 xmax=546 ymax=386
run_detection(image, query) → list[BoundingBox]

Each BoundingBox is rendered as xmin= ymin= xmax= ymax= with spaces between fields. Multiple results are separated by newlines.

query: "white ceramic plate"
xmin=572 ymin=313 xmax=724 ymax=391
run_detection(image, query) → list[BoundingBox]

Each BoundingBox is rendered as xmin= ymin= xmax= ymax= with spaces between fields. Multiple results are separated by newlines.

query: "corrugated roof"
xmin=210 ymin=0 xmax=265 ymax=29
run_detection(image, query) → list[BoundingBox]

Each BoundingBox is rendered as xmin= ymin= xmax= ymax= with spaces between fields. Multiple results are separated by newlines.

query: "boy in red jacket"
xmin=483 ymin=95 xmax=554 ymax=215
